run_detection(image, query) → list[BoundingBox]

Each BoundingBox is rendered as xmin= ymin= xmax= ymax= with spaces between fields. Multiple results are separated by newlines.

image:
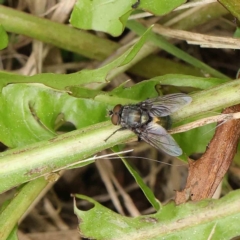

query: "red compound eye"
xmin=111 ymin=104 xmax=122 ymax=125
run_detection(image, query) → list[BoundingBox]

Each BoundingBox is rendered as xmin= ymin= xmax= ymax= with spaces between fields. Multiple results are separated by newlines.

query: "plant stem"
xmin=0 ymin=122 xmax=135 ymax=193
xmin=0 ymin=178 xmax=48 ymax=240
xmin=0 ymin=5 xmax=118 ymax=60
xmin=0 ymin=79 xmax=240 ymax=193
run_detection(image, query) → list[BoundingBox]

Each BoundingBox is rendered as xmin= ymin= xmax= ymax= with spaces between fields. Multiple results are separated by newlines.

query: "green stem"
xmin=0 ymin=5 xmax=118 ymax=61
xmin=0 ymin=79 xmax=240 ymax=193
xmin=0 ymin=178 xmax=48 ymax=240
xmin=171 ymin=78 xmax=240 ymax=122
xmin=0 ymin=122 xmax=135 ymax=193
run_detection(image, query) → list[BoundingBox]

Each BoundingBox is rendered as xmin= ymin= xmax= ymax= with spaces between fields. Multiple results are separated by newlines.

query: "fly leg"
xmin=104 ymin=127 xmax=126 ymax=142
xmin=132 ymin=127 xmax=143 ymax=142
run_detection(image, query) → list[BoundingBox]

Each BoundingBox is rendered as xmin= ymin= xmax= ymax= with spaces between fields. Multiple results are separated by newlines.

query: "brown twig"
xmin=152 ymin=24 xmax=240 ymax=49
xmin=175 ymin=105 xmax=240 ymax=204
xmin=169 ymin=112 xmax=240 ymax=134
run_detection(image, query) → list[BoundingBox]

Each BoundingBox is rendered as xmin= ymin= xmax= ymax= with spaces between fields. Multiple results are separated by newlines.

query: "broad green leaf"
xmin=139 ymin=0 xmax=186 ymax=15
xmin=0 ymin=83 xmax=108 ymax=148
xmin=70 ymin=0 xmax=134 ymax=36
xmin=0 ymin=25 xmax=8 ymax=50
xmin=70 ymin=0 xmax=186 ymax=36
xmin=74 ymin=190 xmax=240 ymax=240
xmin=174 ymin=123 xmax=216 ymax=160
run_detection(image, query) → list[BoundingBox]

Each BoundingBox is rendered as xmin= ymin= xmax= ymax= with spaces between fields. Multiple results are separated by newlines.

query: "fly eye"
xmin=111 ymin=104 xmax=122 ymax=125
xmin=111 ymin=113 xmax=119 ymax=125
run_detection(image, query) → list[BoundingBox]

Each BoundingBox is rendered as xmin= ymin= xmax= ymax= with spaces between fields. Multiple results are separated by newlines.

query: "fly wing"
xmin=138 ymin=122 xmax=182 ymax=156
xmin=139 ymin=93 xmax=192 ymax=117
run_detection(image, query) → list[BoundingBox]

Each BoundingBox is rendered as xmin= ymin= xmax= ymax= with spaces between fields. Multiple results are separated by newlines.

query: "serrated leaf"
xmin=0 ymin=83 xmax=108 ymax=148
xmin=0 ymin=27 xmax=149 ymax=91
xmin=74 ymin=190 xmax=240 ymax=240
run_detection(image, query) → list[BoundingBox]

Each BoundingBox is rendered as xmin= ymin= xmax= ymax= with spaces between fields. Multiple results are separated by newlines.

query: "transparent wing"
xmin=139 ymin=93 xmax=192 ymax=117
xmin=138 ymin=122 xmax=182 ymax=156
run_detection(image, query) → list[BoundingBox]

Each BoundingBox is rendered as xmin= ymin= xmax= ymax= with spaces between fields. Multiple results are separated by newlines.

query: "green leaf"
xmin=127 ymin=20 xmax=229 ymax=79
xmin=70 ymin=0 xmax=186 ymax=36
xmin=70 ymin=0 xmax=135 ymax=36
xmin=218 ymin=0 xmax=240 ymax=21
xmin=0 ymin=26 xmax=149 ymax=91
xmin=0 ymin=83 xmax=108 ymax=148
xmin=174 ymin=123 xmax=216 ymax=160
xmin=74 ymin=190 xmax=240 ymax=240
xmin=234 ymin=27 xmax=240 ymax=38
xmin=0 ymin=25 xmax=8 ymax=50
xmin=139 ymin=0 xmax=186 ymax=15
xmin=151 ymin=74 xmax=228 ymax=89
xmin=122 ymin=158 xmax=161 ymax=211
xmin=112 ymin=146 xmax=160 ymax=211
xmin=6 ymin=225 xmax=18 ymax=240
xmin=120 ymin=25 xmax=152 ymax=66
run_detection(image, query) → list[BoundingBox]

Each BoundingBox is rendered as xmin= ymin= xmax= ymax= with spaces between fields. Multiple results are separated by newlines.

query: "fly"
xmin=107 ymin=93 xmax=192 ymax=156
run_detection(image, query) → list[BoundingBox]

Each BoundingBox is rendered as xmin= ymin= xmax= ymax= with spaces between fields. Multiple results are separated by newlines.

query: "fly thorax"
xmin=141 ymin=111 xmax=149 ymax=125
xmin=121 ymin=106 xmax=143 ymax=128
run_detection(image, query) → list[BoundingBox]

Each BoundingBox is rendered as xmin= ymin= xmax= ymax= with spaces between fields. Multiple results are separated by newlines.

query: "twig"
xmin=152 ymin=24 xmax=240 ymax=49
xmin=169 ymin=112 xmax=240 ymax=134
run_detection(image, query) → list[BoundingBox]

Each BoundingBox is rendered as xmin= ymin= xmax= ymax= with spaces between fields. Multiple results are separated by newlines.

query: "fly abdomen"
xmin=157 ymin=116 xmax=172 ymax=130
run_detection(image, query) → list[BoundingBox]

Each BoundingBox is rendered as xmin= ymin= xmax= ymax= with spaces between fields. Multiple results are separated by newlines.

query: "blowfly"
xmin=107 ymin=93 xmax=192 ymax=156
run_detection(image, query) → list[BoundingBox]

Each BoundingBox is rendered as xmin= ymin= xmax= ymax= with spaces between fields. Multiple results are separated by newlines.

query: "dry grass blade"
xmin=169 ymin=112 xmax=240 ymax=134
xmin=96 ymin=159 xmax=140 ymax=217
xmin=152 ymin=24 xmax=240 ymax=49
xmin=95 ymin=160 xmax=125 ymax=215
